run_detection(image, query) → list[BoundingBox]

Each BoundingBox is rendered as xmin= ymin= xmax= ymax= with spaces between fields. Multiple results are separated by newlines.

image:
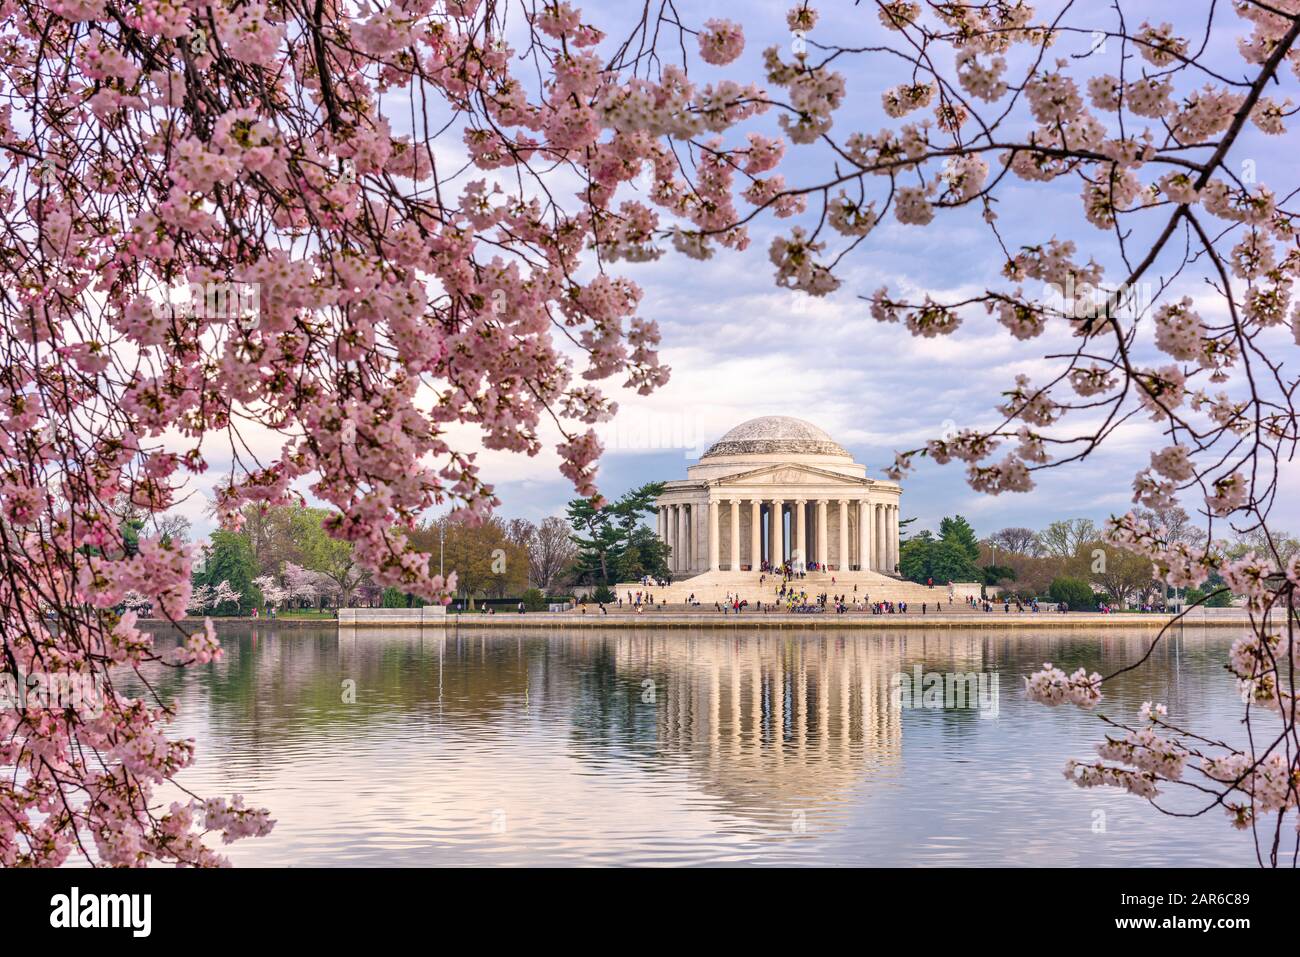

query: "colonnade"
xmin=658 ymin=497 xmax=899 ymax=575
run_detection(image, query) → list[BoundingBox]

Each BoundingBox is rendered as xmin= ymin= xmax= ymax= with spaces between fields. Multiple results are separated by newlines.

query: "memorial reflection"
xmin=597 ymin=633 xmax=905 ymax=814
xmin=154 ymin=627 xmax=939 ymax=824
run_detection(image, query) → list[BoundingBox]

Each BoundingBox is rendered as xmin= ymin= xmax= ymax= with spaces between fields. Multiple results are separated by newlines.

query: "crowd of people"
xmin=563 ymin=564 xmax=1182 ymax=617
xmin=715 ymin=593 xmax=748 ymax=614
xmin=960 ymin=594 xmax=1045 ymax=613
xmin=564 ymin=582 xmax=1166 ymax=616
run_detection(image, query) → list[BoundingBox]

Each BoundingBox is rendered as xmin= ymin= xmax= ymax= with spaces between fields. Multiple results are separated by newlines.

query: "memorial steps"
xmin=612 ymin=570 xmax=985 ymax=608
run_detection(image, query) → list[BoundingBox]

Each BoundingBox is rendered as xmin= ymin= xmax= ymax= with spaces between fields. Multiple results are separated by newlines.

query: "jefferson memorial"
xmin=617 ymin=415 xmax=979 ymax=604
xmin=656 ymin=416 xmax=900 ymax=576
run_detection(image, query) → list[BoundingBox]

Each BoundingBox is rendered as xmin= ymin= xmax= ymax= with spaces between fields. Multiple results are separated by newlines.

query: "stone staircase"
xmin=613 ymin=570 xmax=983 ymax=608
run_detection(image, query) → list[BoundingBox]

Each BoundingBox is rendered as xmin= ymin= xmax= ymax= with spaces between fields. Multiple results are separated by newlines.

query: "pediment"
xmin=709 ymin=463 xmax=869 ymax=487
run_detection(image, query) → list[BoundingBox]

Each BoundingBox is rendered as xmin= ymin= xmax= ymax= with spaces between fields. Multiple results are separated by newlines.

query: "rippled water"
xmin=139 ymin=623 xmax=1259 ymax=866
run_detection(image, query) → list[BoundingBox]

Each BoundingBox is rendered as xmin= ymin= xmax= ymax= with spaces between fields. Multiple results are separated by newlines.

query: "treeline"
xmin=195 ymin=505 xmax=374 ymax=615
xmin=978 ymin=510 xmax=1211 ymax=608
xmin=907 ymin=506 xmax=1297 ymax=610
xmin=190 ymin=504 xmax=582 ymax=614
xmin=186 ymin=496 xmax=1289 ymax=616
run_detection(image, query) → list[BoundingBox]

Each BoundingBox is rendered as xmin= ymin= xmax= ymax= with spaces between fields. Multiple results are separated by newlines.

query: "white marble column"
xmin=666 ymin=505 xmax=676 ymax=571
xmin=880 ymin=504 xmax=891 ymax=572
xmin=708 ymin=499 xmax=720 ymax=571
xmin=816 ymin=499 xmax=828 ymax=568
xmin=886 ymin=504 xmax=895 ymax=572
xmin=750 ymin=499 xmax=761 ymax=571
xmin=842 ymin=501 xmax=852 ymax=566
xmin=875 ymin=503 xmax=885 ymax=572
xmin=686 ymin=501 xmax=696 ymax=566
xmin=678 ymin=504 xmax=690 ymax=573
xmin=793 ymin=499 xmax=806 ymax=569
xmin=881 ymin=504 xmax=889 ymax=572
xmin=729 ymin=499 xmax=740 ymax=571
xmin=770 ymin=499 xmax=784 ymax=568
xmin=889 ymin=504 xmax=899 ymax=571
xmin=858 ymin=499 xmax=870 ymax=572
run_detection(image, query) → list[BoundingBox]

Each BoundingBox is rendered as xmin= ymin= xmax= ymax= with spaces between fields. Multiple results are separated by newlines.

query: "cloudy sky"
xmin=174 ymin=1 xmax=1299 ymax=544
xmin=466 ymin=0 xmax=1300 ymax=541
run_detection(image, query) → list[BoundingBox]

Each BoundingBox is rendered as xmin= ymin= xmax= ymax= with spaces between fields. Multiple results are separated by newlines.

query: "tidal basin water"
xmin=143 ymin=624 xmax=1259 ymax=866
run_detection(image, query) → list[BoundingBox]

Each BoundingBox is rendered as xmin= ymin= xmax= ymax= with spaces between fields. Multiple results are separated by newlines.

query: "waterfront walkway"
xmin=342 ymin=608 xmax=1252 ymax=630
xmin=140 ymin=608 xmax=1255 ymax=632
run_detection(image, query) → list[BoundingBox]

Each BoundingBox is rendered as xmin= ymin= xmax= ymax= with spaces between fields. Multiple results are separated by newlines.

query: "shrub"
xmin=1048 ymin=576 xmax=1094 ymax=610
xmin=1184 ymin=579 xmax=1234 ymax=608
xmin=522 ymin=587 xmax=547 ymax=611
xmin=381 ymin=586 xmax=410 ymax=607
xmin=982 ymin=564 xmax=1017 ymax=585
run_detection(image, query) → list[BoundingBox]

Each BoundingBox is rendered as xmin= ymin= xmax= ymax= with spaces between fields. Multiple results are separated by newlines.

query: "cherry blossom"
xmin=698 ymin=19 xmax=745 ymax=66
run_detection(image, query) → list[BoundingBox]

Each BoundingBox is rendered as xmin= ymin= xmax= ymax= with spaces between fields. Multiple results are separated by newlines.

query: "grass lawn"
xmin=275 ymin=610 xmax=337 ymax=619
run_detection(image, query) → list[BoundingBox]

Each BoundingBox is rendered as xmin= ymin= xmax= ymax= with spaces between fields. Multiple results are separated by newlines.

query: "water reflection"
xmin=140 ymin=624 xmax=1256 ymax=866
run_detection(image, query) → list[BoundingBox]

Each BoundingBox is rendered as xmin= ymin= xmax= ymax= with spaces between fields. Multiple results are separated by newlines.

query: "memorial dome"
xmin=701 ymin=416 xmax=851 ymax=459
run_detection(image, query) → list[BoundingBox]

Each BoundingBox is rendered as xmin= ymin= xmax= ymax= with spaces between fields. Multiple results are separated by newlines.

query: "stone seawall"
xmin=338 ymin=607 xmax=447 ymax=625
xmin=340 ymin=610 xmax=1253 ymax=630
xmin=139 ymin=609 xmax=1254 ymax=632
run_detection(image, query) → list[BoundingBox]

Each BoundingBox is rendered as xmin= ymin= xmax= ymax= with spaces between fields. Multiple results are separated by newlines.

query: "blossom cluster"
xmin=1024 ymin=663 xmax=1103 ymax=708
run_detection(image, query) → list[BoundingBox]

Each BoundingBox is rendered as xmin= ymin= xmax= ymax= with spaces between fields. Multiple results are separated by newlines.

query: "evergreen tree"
xmin=381 ymin=586 xmax=413 ymax=607
xmin=899 ymin=523 xmax=982 ymax=584
xmin=615 ymin=524 xmax=671 ymax=581
xmin=929 ymin=538 xmax=982 ymax=583
xmin=1184 ymin=573 xmax=1234 ymax=608
xmin=566 ymin=482 xmax=665 ymax=585
xmin=939 ymin=515 xmax=980 ymax=563
xmin=898 ymin=531 xmax=936 ymax=583
xmin=981 ymin=564 xmax=1017 ymax=585
xmin=200 ymin=531 xmax=261 ymax=615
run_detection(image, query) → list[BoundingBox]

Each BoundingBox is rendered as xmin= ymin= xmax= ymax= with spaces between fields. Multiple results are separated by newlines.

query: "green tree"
xmin=982 ymin=564 xmax=1017 ymax=586
xmin=1184 ymin=573 xmax=1234 ymax=608
xmin=900 ymin=525 xmax=983 ymax=585
xmin=116 ymin=512 xmax=147 ymax=557
xmin=929 ymin=538 xmax=982 ymax=583
xmin=938 ymin=515 xmax=980 ymax=563
xmin=566 ymin=482 xmax=665 ymax=585
xmin=294 ymin=507 xmax=369 ymax=605
xmin=521 ymin=587 xmax=547 ymax=611
xmin=614 ymin=524 xmax=671 ymax=582
xmin=898 ymin=531 xmax=936 ymax=583
xmin=200 ymin=531 xmax=261 ymax=615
